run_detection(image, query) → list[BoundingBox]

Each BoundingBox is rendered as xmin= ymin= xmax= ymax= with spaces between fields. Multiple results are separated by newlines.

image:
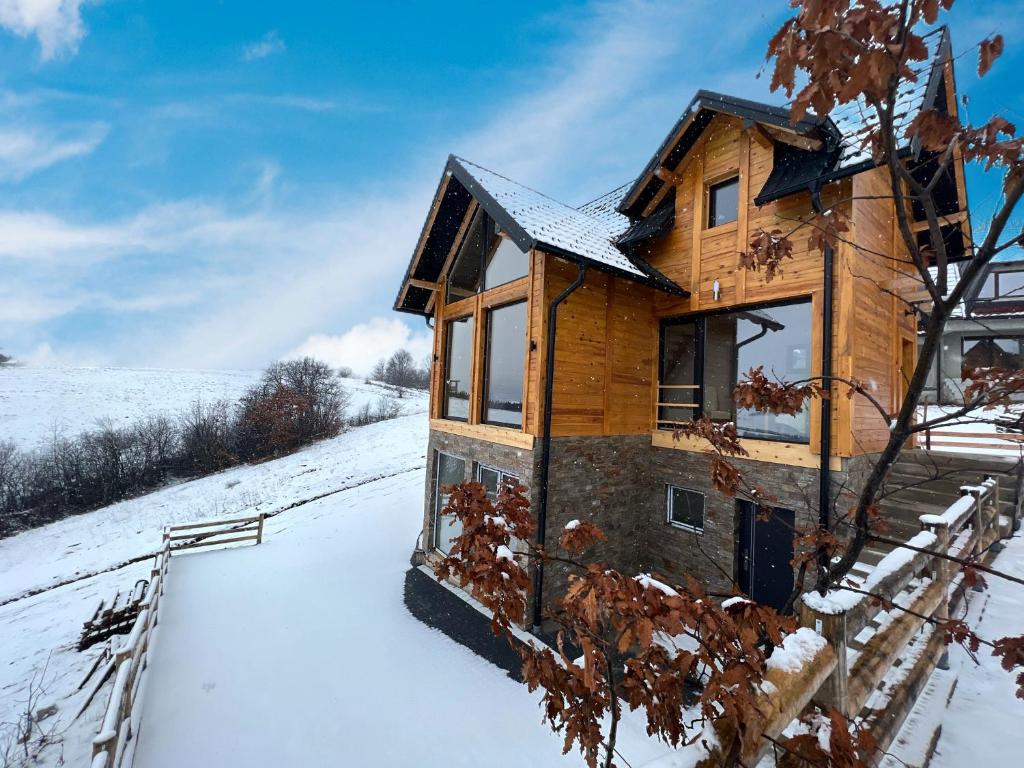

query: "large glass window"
xmin=478 ymin=465 xmax=523 ymax=554
xmin=485 ymin=236 xmax=529 ymax=289
xmin=446 ymin=213 xmax=529 ymax=305
xmin=482 ymin=301 xmax=527 ymax=427
xmin=477 ymin=464 xmax=519 ymax=500
xmin=962 ymin=336 xmax=1024 ymax=374
xmin=659 ymin=300 xmax=813 ymax=442
xmin=433 ymin=452 xmax=466 ymax=554
xmin=443 ymin=315 xmax=474 ymax=421
xmin=446 ymin=208 xmax=487 ymax=304
xmin=707 ymin=177 xmax=739 ymax=228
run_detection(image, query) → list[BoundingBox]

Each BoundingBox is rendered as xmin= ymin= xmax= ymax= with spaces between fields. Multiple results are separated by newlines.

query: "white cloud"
xmin=287 ymin=317 xmax=433 ymax=377
xmin=3 ymin=0 xmax=781 ymax=370
xmin=0 ymin=0 xmax=90 ymax=60
xmin=0 ymin=121 xmax=107 ymax=181
xmin=242 ymin=31 xmax=285 ymax=61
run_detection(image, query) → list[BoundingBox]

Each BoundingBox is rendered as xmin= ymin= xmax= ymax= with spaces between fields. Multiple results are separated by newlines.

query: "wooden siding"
xmin=422 ymin=113 xmax=934 ymax=463
xmin=541 ymin=257 xmax=656 ymax=437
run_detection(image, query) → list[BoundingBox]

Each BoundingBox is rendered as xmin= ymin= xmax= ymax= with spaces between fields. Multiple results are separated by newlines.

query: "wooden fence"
xmin=89 ymin=513 xmax=265 ymax=768
xmin=797 ymin=474 xmax=1005 ymax=752
xmin=165 ymin=513 xmax=265 ymax=553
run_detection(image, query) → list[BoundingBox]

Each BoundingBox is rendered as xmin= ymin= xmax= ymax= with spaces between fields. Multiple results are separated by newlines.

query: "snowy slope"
xmin=0 ymin=412 xmax=428 ymax=767
xmin=0 ymin=365 xmax=423 ymax=451
xmin=0 ymin=366 xmax=261 ymax=450
xmin=128 ymin=468 xmax=675 ymax=768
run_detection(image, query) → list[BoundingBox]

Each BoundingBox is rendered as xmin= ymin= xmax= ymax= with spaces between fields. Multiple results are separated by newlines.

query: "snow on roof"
xmin=927 ymin=261 xmax=965 ymax=317
xmin=452 ymin=156 xmax=645 ymax=278
xmin=828 ymin=28 xmax=945 ymax=171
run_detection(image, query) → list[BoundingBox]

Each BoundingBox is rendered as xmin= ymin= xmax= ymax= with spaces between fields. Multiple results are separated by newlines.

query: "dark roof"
xmin=755 ymin=27 xmax=950 ymax=204
xmin=394 ymin=157 xmax=687 ymax=315
xmin=617 ymin=193 xmax=674 ymax=247
xmin=619 ymin=90 xmax=832 ymax=219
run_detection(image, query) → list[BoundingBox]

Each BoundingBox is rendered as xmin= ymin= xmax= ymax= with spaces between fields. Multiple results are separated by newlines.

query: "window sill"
xmin=702 ymin=220 xmax=738 ymax=237
xmin=667 ymin=522 xmax=703 ymax=534
xmin=431 ymin=419 xmax=535 ymax=450
xmin=651 ymin=429 xmax=842 ymax=470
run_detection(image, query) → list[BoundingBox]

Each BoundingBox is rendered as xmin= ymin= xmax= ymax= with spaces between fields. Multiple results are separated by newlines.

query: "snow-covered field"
xmin=0 ymin=365 xmax=415 ymax=451
xmin=0 ymin=367 xmax=261 ymax=450
xmin=1 ymin=366 xmax=1022 ymax=767
xmin=0 ymin=411 xmax=428 ymax=767
xmin=917 ymin=404 xmax=1024 ymax=458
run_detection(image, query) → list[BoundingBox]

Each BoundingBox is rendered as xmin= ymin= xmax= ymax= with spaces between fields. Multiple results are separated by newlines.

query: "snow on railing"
xmin=89 ymin=514 xmax=266 ymax=768
xmin=164 ymin=513 xmax=265 ymax=553
xmin=798 ymin=473 xmax=1005 ymax=748
xmin=90 ymin=537 xmax=169 ymax=768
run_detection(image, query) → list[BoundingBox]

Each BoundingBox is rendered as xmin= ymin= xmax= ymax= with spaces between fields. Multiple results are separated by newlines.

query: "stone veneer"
xmin=420 ymin=427 xmax=868 ymax=617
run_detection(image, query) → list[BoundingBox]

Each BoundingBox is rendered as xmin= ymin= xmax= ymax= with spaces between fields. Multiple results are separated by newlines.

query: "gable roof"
xmin=756 ymin=26 xmax=950 ymax=204
xmin=620 ymin=27 xmax=951 ymax=218
xmin=394 ymin=156 xmax=686 ymax=315
xmin=619 ymin=91 xmax=832 ymax=219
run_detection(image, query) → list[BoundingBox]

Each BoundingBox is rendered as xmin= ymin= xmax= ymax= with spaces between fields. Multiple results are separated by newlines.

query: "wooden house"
xmin=394 ymin=28 xmax=969 ymax=619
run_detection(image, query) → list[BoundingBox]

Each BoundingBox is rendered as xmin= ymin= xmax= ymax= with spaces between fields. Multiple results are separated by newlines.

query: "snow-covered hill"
xmin=0 ymin=366 xmax=262 ymax=450
xmin=0 ymin=365 xmax=421 ymax=450
xmin=0 ymin=412 xmax=429 ymax=767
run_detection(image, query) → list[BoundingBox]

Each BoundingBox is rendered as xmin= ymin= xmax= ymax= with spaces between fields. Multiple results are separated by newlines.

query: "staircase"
xmin=858 ymin=449 xmax=1021 ymax=566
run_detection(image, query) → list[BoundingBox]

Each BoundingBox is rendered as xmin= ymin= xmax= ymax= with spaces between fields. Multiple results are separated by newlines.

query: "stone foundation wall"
xmin=422 ymin=430 xmax=541 ymax=554
xmin=419 ymin=426 xmax=871 ymax=615
xmin=542 ymin=435 xmax=652 ymax=607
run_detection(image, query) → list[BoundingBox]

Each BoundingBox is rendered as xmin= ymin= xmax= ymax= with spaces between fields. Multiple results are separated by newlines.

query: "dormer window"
xmin=707 ymin=176 xmax=739 ymax=228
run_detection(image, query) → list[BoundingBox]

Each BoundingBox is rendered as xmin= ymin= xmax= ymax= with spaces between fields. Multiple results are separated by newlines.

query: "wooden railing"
xmin=798 ymin=475 xmax=1004 ymax=750
xmin=165 ymin=513 xmax=265 ymax=553
xmin=654 ymin=382 xmax=700 ymax=428
xmin=89 ymin=514 xmax=266 ymax=767
xmin=90 ymin=539 xmax=169 ymax=768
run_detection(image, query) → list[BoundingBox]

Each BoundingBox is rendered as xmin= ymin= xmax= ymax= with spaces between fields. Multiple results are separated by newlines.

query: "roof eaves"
xmin=447 ymin=155 xmax=538 ymax=255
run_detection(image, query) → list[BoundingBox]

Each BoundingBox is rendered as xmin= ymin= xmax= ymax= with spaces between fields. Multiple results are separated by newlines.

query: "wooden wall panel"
xmin=844 ymin=166 xmax=913 ymax=455
xmin=542 ymin=256 xmax=656 ymax=437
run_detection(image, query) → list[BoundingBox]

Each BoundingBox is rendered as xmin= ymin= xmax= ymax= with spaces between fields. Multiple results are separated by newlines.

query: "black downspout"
xmin=811 ymin=186 xmax=834 ymax=577
xmin=532 ymin=260 xmax=587 ymax=631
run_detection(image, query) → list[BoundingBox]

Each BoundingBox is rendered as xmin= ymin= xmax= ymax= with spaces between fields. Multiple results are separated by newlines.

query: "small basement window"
xmin=707 ymin=176 xmax=739 ymax=228
xmin=667 ymin=485 xmax=705 ymax=532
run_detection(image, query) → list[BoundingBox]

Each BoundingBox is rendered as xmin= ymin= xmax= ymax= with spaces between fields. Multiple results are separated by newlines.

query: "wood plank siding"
xmin=426 ymin=113 xmax=924 ymax=462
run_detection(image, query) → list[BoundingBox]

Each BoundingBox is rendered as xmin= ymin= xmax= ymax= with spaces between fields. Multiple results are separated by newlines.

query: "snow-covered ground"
xmin=916 ymin=404 xmax=1024 ymax=458
xmin=0 ymin=366 xmax=261 ymax=450
xmin=0 ymin=392 xmax=426 ymax=767
xmin=0 ymin=365 xmax=414 ymax=451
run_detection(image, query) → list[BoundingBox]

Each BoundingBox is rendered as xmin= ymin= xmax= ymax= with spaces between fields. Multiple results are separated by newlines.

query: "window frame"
xmin=658 ymin=297 xmax=813 ymax=444
xmin=433 ymin=451 xmax=467 ymax=554
xmin=666 ymin=484 xmax=706 ymax=533
xmin=960 ymin=334 xmax=1024 ymax=373
xmin=442 ymin=313 xmax=475 ymax=422
xmin=706 ymin=175 xmax=740 ymax=230
xmin=481 ymin=299 xmax=528 ymax=429
xmin=982 ymin=270 xmax=1024 ymax=302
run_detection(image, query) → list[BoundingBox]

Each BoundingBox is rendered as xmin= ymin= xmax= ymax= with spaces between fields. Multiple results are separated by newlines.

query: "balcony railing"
xmin=655 ymin=383 xmax=699 ymax=428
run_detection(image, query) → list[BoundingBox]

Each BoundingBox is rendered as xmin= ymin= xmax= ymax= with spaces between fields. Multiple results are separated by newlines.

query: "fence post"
xmin=922 ymin=518 xmax=951 ymax=669
xmin=801 ymin=602 xmax=849 ymax=716
xmin=257 ymin=513 xmax=265 ymax=545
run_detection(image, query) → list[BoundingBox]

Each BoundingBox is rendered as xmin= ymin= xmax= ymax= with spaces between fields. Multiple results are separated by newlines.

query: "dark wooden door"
xmin=736 ymin=501 xmax=795 ymax=611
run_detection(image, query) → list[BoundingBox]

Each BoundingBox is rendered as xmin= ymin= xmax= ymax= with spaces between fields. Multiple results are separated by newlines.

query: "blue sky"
xmin=1 ymin=0 xmax=1021 ymax=372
